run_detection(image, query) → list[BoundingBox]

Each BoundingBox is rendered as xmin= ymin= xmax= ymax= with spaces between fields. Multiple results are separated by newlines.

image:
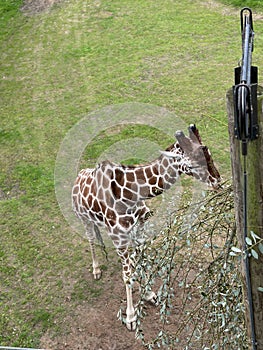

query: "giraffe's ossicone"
xmin=72 ymin=124 xmax=221 ymax=331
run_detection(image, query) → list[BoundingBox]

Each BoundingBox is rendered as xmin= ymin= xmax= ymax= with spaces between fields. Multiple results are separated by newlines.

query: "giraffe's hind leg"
xmin=85 ymin=223 xmax=102 ymax=280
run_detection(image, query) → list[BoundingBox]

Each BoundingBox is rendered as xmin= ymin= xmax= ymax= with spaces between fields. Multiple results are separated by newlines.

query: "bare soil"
xmin=40 ymin=262 xmax=180 ymax=350
xmin=21 ymin=0 xmax=64 ymax=14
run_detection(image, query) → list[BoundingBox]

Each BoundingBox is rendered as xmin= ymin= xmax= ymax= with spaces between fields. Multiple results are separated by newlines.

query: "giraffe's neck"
xmin=112 ymin=148 xmax=187 ymax=202
xmin=136 ymin=155 xmax=184 ymax=198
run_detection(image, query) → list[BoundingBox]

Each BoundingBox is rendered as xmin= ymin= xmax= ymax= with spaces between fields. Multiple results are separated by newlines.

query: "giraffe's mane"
xmin=100 ymin=159 xmax=155 ymax=171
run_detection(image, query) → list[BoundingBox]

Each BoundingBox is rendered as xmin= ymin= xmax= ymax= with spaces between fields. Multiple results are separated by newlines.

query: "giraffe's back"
xmin=72 ymin=161 xmax=151 ymax=235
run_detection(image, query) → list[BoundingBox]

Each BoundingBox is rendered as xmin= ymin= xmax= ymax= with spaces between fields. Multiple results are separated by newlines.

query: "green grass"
xmin=219 ymin=0 xmax=263 ymax=10
xmin=0 ymin=0 xmax=23 ymax=23
xmin=80 ymin=124 xmax=173 ymax=167
xmin=1 ymin=0 xmax=263 ymax=347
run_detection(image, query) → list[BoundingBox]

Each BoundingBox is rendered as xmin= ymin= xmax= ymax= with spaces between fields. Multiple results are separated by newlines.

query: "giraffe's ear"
xmin=188 ymin=124 xmax=202 ymax=144
xmin=159 ymin=150 xmax=182 ymax=161
xmin=175 ymin=131 xmax=193 ymax=153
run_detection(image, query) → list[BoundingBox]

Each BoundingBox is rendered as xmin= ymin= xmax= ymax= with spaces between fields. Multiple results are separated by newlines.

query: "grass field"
xmin=1 ymin=0 xmax=263 ymax=347
xmin=219 ymin=0 xmax=263 ymax=9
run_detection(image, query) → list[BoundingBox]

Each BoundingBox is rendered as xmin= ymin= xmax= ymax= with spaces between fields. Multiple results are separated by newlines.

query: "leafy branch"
xmin=126 ymin=182 xmax=249 ymax=349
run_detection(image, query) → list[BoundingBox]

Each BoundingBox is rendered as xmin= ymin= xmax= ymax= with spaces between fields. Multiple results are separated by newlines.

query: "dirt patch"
xmin=40 ymin=267 xmax=174 ymax=350
xmin=21 ymin=0 xmax=63 ymax=15
xmin=41 ymin=274 xmax=158 ymax=350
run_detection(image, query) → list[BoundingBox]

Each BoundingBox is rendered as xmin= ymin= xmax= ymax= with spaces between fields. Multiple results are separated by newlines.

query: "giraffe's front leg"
xmin=117 ymin=247 xmax=137 ymax=331
xmin=125 ymin=283 xmax=137 ymax=331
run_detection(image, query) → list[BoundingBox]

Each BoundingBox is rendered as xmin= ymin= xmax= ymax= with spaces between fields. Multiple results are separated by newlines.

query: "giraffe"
xmin=72 ymin=124 xmax=221 ymax=331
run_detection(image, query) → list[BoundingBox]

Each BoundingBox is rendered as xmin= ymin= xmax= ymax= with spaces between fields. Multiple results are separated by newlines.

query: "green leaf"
xmin=258 ymin=243 xmax=263 ymax=255
xmin=245 ymin=237 xmax=253 ymax=246
xmin=231 ymin=246 xmax=242 ymax=253
xmin=258 ymin=287 xmax=263 ymax=293
xmin=250 ymin=231 xmax=261 ymax=243
xmin=251 ymin=249 xmax=258 ymax=260
xmin=229 ymin=251 xmax=237 ymax=256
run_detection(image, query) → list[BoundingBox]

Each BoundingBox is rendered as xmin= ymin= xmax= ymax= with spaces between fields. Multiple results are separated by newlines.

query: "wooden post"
xmin=227 ymin=86 xmax=263 ymax=349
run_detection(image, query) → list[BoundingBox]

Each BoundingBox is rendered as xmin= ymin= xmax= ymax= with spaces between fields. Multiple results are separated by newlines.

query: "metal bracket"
xmin=233 ymin=8 xmax=259 ymax=156
xmin=233 ymin=82 xmax=258 ymax=142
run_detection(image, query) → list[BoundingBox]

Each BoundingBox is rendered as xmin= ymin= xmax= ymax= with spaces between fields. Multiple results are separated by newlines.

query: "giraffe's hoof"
xmin=126 ymin=316 xmax=137 ymax=331
xmin=144 ymin=291 xmax=158 ymax=306
xmin=93 ymin=273 xmax=101 ymax=280
xmin=150 ymin=294 xmax=159 ymax=306
xmin=93 ymin=268 xmax=102 ymax=280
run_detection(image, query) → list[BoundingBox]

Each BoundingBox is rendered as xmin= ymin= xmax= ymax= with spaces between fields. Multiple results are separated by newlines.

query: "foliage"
xmin=119 ymin=184 xmax=249 ymax=349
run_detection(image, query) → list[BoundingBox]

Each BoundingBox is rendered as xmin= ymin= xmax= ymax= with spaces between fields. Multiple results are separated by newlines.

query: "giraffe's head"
xmin=162 ymin=124 xmax=221 ymax=189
